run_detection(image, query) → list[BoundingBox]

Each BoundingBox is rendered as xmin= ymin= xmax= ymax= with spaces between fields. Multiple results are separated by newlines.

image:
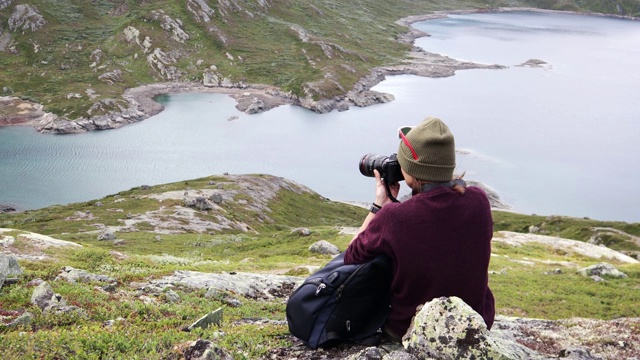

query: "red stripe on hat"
xmin=399 ymin=131 xmax=419 ymax=160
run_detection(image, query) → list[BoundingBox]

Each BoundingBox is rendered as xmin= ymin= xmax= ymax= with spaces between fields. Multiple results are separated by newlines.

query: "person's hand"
xmin=374 ymin=170 xmax=400 ymax=206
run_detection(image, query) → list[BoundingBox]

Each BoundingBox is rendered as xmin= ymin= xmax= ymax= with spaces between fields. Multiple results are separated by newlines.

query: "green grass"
xmin=1 ymin=174 xmax=639 ymax=357
xmin=489 ymin=240 xmax=640 ymax=319
xmin=493 ymin=210 xmax=640 ymax=255
xmin=2 ymin=0 xmax=639 ymax=120
xmin=2 ymin=225 xmax=639 ymax=358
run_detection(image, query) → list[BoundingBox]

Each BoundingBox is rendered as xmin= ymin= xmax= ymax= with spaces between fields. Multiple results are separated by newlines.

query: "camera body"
xmin=359 ymin=153 xmax=404 ymax=184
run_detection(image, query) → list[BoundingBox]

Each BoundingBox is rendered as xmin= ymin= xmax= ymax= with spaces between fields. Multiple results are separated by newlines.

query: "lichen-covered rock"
xmin=183 ymin=339 xmax=233 ymax=360
xmin=148 ymin=270 xmax=302 ymax=300
xmin=98 ymin=229 xmax=116 ymax=241
xmin=98 ymin=69 xmax=123 ymax=85
xmin=0 ymin=253 xmax=22 ymax=290
xmin=349 ymin=90 xmax=395 ymax=107
xmin=0 ymin=204 xmax=17 ymax=213
xmin=309 ymin=240 xmax=340 ymax=255
xmin=187 ymin=0 xmax=215 ymax=23
xmin=31 ymin=281 xmax=87 ymax=316
xmin=147 ymin=48 xmax=182 ymax=80
xmin=298 ymin=96 xmax=340 ymax=114
xmin=184 ymin=196 xmax=214 ymax=211
xmin=123 ymin=26 xmax=141 ymax=47
xmin=0 ymin=0 xmax=14 ymax=10
xmin=55 ymin=266 xmax=116 ymax=284
xmin=577 ymin=263 xmax=627 ymax=278
xmin=30 ymin=282 xmax=55 ymax=309
xmin=150 ymin=10 xmax=189 ymax=43
xmin=291 ymin=227 xmax=311 ymax=236
xmin=87 ymin=98 xmax=127 ymax=117
xmin=9 ymin=4 xmax=45 ymax=32
xmin=403 ymin=296 xmax=545 ymax=359
xmin=202 ymin=68 xmax=221 ymax=86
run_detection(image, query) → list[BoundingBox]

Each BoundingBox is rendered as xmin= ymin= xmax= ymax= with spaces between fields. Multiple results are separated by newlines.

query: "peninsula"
xmin=1 ymin=1 xmax=638 ymax=133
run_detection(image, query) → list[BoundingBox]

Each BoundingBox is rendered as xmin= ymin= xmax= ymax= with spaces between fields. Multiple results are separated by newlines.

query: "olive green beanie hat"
xmin=397 ymin=117 xmax=456 ymax=182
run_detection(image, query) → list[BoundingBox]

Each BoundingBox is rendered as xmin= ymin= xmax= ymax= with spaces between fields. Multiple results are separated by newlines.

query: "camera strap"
xmin=384 ymin=181 xmax=400 ymax=203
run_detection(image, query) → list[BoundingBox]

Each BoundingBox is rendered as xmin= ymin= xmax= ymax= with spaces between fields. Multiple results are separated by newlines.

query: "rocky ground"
xmin=3 ymin=223 xmax=639 ymax=359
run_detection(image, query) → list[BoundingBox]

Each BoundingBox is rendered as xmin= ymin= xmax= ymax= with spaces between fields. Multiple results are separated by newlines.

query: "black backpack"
xmin=286 ymin=252 xmax=393 ymax=349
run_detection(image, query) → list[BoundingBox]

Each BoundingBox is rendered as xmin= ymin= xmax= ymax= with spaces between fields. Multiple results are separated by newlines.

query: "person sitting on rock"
xmin=345 ymin=116 xmax=495 ymax=341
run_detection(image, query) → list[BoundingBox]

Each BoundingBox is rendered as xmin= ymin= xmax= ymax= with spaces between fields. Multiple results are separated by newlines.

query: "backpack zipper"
xmin=315 ymin=283 xmax=327 ymax=296
xmin=335 ymin=263 xmax=366 ymax=299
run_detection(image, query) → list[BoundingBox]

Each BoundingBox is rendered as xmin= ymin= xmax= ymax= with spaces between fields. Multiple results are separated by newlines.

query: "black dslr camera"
xmin=359 ymin=153 xmax=404 ymax=184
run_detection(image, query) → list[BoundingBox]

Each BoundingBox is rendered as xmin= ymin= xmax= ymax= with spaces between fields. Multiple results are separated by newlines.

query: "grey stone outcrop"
xmin=403 ymin=296 xmax=545 ymax=359
xmin=55 ymin=266 xmax=115 ymax=284
xmin=291 ymin=227 xmax=311 ymax=236
xmin=164 ymin=289 xmax=181 ymax=303
xmin=98 ymin=70 xmax=123 ymax=85
xmin=184 ymin=196 xmax=214 ymax=210
xmin=0 ymin=311 xmax=33 ymax=328
xmin=98 ymin=229 xmax=116 ymax=240
xmin=0 ymin=1 xmax=15 ymax=10
xmin=146 ymin=48 xmax=182 ymax=81
xmin=558 ymin=348 xmax=603 ymax=359
xmin=348 ymin=90 xmax=395 ymax=107
xmin=187 ymin=0 xmax=215 ymax=23
xmin=148 ymin=270 xmax=302 ymax=300
xmin=0 ymin=204 xmax=16 ymax=212
xmin=9 ymin=4 xmax=45 ymax=32
xmin=0 ymin=253 xmax=22 ymax=290
xmin=150 ymin=10 xmax=189 ymax=43
xmin=183 ymin=339 xmax=233 ymax=360
xmin=31 ymin=281 xmax=55 ymax=310
xmin=30 ymin=282 xmax=86 ymax=316
xmin=493 ymin=231 xmax=638 ymax=264
xmin=309 ymin=240 xmax=340 ymax=255
xmin=577 ymin=263 xmax=627 ymax=279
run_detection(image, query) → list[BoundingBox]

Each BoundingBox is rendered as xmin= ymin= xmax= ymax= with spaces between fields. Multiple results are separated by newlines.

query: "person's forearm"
xmin=350 ymin=211 xmax=376 ymax=245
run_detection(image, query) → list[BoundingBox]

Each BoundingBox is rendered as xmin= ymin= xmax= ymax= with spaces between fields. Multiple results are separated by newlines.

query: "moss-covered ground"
xmin=1 ymin=176 xmax=639 ymax=358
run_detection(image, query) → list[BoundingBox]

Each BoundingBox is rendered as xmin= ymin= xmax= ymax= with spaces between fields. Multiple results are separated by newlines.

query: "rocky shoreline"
xmin=2 ymin=7 xmax=637 ymax=134
xmin=0 ymin=9 xmax=509 ymax=135
xmin=1 ymin=49 xmax=503 ymax=134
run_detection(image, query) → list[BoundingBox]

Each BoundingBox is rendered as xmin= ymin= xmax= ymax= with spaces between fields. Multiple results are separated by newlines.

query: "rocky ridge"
xmin=2 ymin=2 xmax=640 ymax=134
xmin=0 ymin=6 xmax=506 ymax=134
xmin=4 ymin=46 xmax=503 ymax=134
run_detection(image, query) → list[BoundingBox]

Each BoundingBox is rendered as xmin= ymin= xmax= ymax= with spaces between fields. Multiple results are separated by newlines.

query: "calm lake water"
xmin=1 ymin=11 xmax=639 ymax=222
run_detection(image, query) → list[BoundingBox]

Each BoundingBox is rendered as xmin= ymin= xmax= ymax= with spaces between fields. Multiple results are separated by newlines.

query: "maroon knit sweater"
xmin=344 ymin=186 xmax=495 ymax=337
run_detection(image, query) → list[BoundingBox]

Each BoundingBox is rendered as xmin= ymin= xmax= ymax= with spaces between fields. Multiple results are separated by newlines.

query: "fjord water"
xmin=1 ymin=11 xmax=639 ymax=222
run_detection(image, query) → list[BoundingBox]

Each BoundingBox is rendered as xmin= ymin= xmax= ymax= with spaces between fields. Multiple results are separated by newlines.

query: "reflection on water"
xmin=1 ymin=11 xmax=639 ymax=222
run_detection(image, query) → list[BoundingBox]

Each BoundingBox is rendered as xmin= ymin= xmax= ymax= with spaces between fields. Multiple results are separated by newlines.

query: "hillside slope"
xmin=1 ymin=0 xmax=639 ymax=131
xmin=1 ymin=174 xmax=639 ymax=358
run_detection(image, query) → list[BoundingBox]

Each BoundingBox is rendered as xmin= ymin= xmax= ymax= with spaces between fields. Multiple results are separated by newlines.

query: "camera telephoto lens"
xmin=359 ymin=154 xmax=389 ymax=178
xmin=359 ymin=153 xmax=404 ymax=184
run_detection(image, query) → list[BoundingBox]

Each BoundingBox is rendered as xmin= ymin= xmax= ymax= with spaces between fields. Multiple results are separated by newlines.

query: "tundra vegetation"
xmin=1 ymin=175 xmax=639 ymax=358
xmin=1 ymin=0 xmax=639 ymax=121
xmin=2 ymin=1 xmax=640 ymax=358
